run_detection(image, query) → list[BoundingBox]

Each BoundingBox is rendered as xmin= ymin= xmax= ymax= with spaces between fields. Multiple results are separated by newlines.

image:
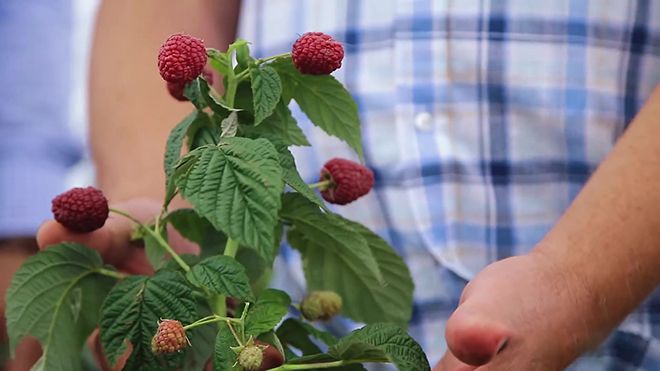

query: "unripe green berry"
xmin=301 ymin=291 xmax=342 ymax=321
xmin=237 ymin=344 xmax=263 ymax=371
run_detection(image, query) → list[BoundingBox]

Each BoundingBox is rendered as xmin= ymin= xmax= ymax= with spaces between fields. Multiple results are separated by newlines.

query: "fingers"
xmin=36 ymin=198 xmax=162 ymax=268
xmin=434 ymin=351 xmax=477 ymax=371
xmin=36 ymin=215 xmax=134 ymax=267
xmin=445 ymin=307 xmax=509 ymax=366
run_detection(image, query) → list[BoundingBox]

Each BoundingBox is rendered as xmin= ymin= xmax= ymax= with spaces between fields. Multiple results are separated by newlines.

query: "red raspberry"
xmin=51 ymin=187 xmax=109 ymax=233
xmin=319 ymin=158 xmax=374 ymax=205
xmin=166 ymin=68 xmax=214 ymax=101
xmin=291 ymin=32 xmax=344 ymax=75
xmin=151 ymin=319 xmax=189 ymax=355
xmin=158 ymin=33 xmax=207 ymax=83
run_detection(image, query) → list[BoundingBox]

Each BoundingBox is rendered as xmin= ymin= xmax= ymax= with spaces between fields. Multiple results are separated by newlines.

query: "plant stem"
xmin=307 ymin=179 xmax=332 ymax=190
xmin=109 ymin=208 xmax=190 ymax=272
xmin=225 ymin=78 xmax=237 ymax=107
xmin=97 ymin=268 xmax=128 ymax=280
xmin=269 ymin=360 xmax=347 ymax=370
xmin=224 ymin=238 xmax=240 ymax=258
xmin=226 ymin=320 xmax=244 ymax=347
xmin=257 ymin=52 xmax=291 ymax=65
xmin=183 ymin=314 xmax=241 ymax=331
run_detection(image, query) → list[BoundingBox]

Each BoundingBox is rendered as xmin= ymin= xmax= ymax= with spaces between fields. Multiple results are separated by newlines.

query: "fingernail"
xmin=496 ymin=338 xmax=509 ymax=354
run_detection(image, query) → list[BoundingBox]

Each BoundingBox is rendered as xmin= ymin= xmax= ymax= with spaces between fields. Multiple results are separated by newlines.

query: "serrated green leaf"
xmin=235 ymin=247 xmax=271 ymax=297
xmin=187 ymin=112 xmax=221 ymax=150
xmin=283 ymin=194 xmax=414 ymax=325
xmin=329 ymin=324 xmax=430 ymax=371
xmin=272 ymin=58 xmax=363 ymax=159
xmin=250 ymin=66 xmax=282 ymax=125
xmin=235 ymin=42 xmax=252 ymax=72
xmin=164 ymin=110 xmax=204 ymax=206
xmin=213 ymin=322 xmax=240 ymax=371
xmin=280 ymin=193 xmax=383 ymax=284
xmin=199 ymin=77 xmax=238 ymax=115
xmin=181 ymin=303 xmax=217 ymax=371
xmin=174 ymin=138 xmax=284 ymax=262
xmin=240 ymin=100 xmax=310 ymax=147
xmin=186 ymin=256 xmax=254 ymax=301
xmin=99 ymin=271 xmax=197 ymax=370
xmin=166 ymin=208 xmax=227 ymax=258
xmin=276 ymin=146 xmax=327 ymax=210
xmin=276 ymin=318 xmax=337 ymax=356
xmin=221 ymin=112 xmax=239 ymax=137
xmin=244 ymin=289 xmax=291 ymax=337
xmin=6 ymin=243 xmax=116 ymax=371
xmin=184 ymin=78 xmax=207 ymax=110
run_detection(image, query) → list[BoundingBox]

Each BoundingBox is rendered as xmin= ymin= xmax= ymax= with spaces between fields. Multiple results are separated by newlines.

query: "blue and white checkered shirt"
xmin=239 ymin=1 xmax=660 ymax=369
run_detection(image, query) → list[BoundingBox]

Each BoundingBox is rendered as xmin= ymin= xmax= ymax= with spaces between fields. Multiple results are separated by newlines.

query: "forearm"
xmin=535 ymin=85 xmax=660 ymax=343
xmin=90 ymin=0 xmax=240 ymax=202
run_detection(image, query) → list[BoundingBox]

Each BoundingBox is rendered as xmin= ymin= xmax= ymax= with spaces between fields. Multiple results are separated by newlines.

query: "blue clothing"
xmin=0 ymin=1 xmax=82 ymax=237
xmin=239 ymin=0 xmax=660 ymax=369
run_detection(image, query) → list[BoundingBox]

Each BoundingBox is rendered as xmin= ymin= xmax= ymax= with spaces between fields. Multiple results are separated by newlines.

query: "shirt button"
xmin=414 ymin=111 xmax=433 ymax=131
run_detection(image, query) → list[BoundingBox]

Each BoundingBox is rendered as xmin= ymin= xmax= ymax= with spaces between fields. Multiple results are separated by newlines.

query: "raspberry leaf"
xmin=188 ymin=113 xmax=221 ymax=149
xmin=244 ymin=289 xmax=291 ymax=337
xmin=280 ymin=193 xmax=384 ymax=285
xmin=5 ymin=243 xmax=116 ymax=371
xmin=235 ymin=41 xmax=253 ymax=72
xmin=164 ymin=110 xmax=210 ymax=207
xmin=276 ymin=146 xmax=327 ymax=211
xmin=272 ymin=58 xmax=363 ymax=159
xmin=250 ymin=65 xmax=282 ymax=125
xmin=220 ymin=111 xmax=239 ymax=137
xmin=213 ymin=322 xmax=239 ymax=371
xmin=165 ymin=208 xmax=227 ymax=258
xmin=184 ymin=78 xmax=207 ymax=110
xmin=283 ymin=194 xmax=415 ymax=325
xmin=186 ymin=256 xmax=254 ymax=301
xmin=173 ymin=138 xmax=283 ymax=262
xmin=207 ymin=48 xmax=232 ymax=78
xmin=328 ymin=324 xmax=430 ymax=371
xmin=240 ymin=100 xmax=310 ymax=147
xmin=276 ymin=318 xmax=337 ymax=356
xmin=100 ymin=271 xmax=196 ymax=370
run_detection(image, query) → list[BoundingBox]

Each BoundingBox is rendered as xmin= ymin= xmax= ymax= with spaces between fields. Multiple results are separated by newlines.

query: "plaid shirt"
xmin=239 ymin=1 xmax=660 ymax=369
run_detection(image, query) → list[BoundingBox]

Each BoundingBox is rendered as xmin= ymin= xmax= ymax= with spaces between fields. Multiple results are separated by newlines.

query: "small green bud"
xmin=301 ymin=290 xmax=342 ymax=321
xmin=237 ymin=344 xmax=263 ymax=371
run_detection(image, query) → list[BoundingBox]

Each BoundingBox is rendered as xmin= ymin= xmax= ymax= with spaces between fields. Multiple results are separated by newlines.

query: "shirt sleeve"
xmin=0 ymin=0 xmax=82 ymax=238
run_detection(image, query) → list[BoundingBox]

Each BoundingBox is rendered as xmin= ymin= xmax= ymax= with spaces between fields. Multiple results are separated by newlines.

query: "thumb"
xmin=444 ymin=306 xmax=509 ymax=366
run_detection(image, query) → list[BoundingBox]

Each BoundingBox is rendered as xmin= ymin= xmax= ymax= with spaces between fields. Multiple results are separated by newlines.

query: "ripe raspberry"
xmin=319 ymin=158 xmax=374 ymax=205
xmin=166 ymin=68 xmax=214 ymax=101
xmin=291 ymin=32 xmax=344 ymax=75
xmin=300 ymin=291 xmax=343 ymax=321
xmin=51 ymin=187 xmax=109 ymax=233
xmin=151 ymin=319 xmax=189 ymax=355
xmin=158 ymin=33 xmax=207 ymax=83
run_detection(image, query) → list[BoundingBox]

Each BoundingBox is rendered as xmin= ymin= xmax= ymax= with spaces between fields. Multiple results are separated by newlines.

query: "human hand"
xmin=36 ymin=197 xmax=198 ymax=370
xmin=434 ymin=252 xmax=602 ymax=371
xmin=36 ymin=197 xmax=197 ymax=275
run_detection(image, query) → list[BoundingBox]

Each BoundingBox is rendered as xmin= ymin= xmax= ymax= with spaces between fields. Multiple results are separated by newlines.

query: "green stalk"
xmin=307 ymin=179 xmax=332 ymax=190
xmin=183 ymin=315 xmax=241 ymax=331
xmin=109 ymin=208 xmax=190 ymax=272
xmin=97 ymin=268 xmax=128 ymax=280
xmin=269 ymin=360 xmax=348 ymax=370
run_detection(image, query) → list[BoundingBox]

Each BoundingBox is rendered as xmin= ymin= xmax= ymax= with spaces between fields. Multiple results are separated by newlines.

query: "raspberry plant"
xmin=5 ymin=33 xmax=430 ymax=370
